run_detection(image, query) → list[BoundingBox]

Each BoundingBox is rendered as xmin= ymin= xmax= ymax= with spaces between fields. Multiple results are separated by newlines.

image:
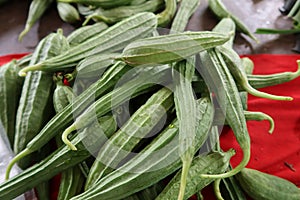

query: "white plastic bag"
xmin=0 ymin=121 xmax=36 ymax=200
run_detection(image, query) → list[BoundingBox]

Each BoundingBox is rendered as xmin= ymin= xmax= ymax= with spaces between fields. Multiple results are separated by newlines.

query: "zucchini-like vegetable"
xmin=83 ymin=0 xmax=165 ymax=25
xmin=19 ymin=0 xmax=54 ymax=41
xmin=57 ymin=2 xmax=81 ymax=24
xmin=211 ymin=17 xmax=236 ymax=48
xmin=61 ymin=65 xmax=171 ymax=151
xmin=19 ymin=12 xmax=157 ymax=76
xmin=173 ymin=59 xmax=197 ymax=200
xmin=130 ymin=0 xmax=147 ymax=5
xmin=170 ymin=0 xmax=200 ymax=33
xmin=0 ymin=115 xmax=117 ymax=200
xmin=169 ymin=1 xmax=200 ymax=197
xmin=207 ymin=0 xmax=258 ymax=42
xmin=155 ymin=150 xmax=235 ymax=200
xmin=6 ymin=62 xmax=131 ymax=179
xmin=53 ymin=75 xmax=75 ymax=113
xmin=53 ymin=75 xmax=85 ymax=200
xmin=14 ymin=29 xmax=69 ymax=169
xmin=76 ymin=53 xmax=120 ymax=79
xmin=85 ymin=87 xmax=174 ymax=189
xmin=217 ymin=45 xmax=292 ymax=101
xmin=67 ymin=22 xmax=108 ymax=46
xmin=0 ymin=60 xmax=24 ymax=146
xmin=247 ymin=60 xmax=300 ymax=89
xmin=57 ymin=0 xmax=133 ymax=9
xmin=57 ymin=165 xmax=85 ymax=200
xmin=70 ymin=96 xmax=214 ymax=200
xmin=199 ymin=49 xmax=250 ymax=179
xmin=236 ymin=168 xmax=300 ymax=200
xmin=118 ymin=31 xmax=231 ymax=66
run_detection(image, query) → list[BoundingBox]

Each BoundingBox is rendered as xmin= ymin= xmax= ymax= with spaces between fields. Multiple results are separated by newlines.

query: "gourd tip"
xmin=18 ymin=70 xmax=27 ymax=77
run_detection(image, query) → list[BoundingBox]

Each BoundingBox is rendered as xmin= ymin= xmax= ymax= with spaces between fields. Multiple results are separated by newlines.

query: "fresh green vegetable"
xmin=18 ymin=0 xmax=54 ymax=41
xmin=76 ymin=53 xmax=120 ymax=79
xmin=67 ymin=22 xmax=108 ymax=46
xmin=57 ymin=0 xmax=133 ymax=9
xmin=0 ymin=60 xmax=24 ymax=146
xmin=172 ymin=59 xmax=197 ymax=200
xmin=0 ymin=115 xmax=117 ymax=200
xmin=239 ymin=56 xmax=254 ymax=110
xmin=199 ymin=49 xmax=250 ymax=179
xmin=118 ymin=31 xmax=231 ymax=66
xmin=57 ymin=2 xmax=81 ymax=24
xmin=155 ymin=150 xmax=235 ymax=200
xmin=61 ymin=65 xmax=170 ymax=150
xmin=70 ymin=96 xmax=214 ymax=200
xmin=6 ymin=62 xmax=131 ymax=179
xmin=236 ymin=168 xmax=300 ymax=200
xmin=18 ymin=12 xmax=157 ymax=76
xmin=170 ymin=0 xmax=200 ymax=33
xmin=83 ymin=0 xmax=165 ymax=25
xmin=85 ymin=87 xmax=174 ymax=189
xmin=14 ymin=29 xmax=69 ymax=169
xmin=52 ymin=75 xmax=85 ymax=200
xmin=53 ymin=75 xmax=75 ymax=113
xmin=217 ymin=45 xmax=292 ymax=101
xmin=57 ymin=165 xmax=85 ymax=200
xmin=211 ymin=17 xmax=236 ymax=48
xmin=247 ymin=60 xmax=300 ymax=89
xmin=207 ymin=0 xmax=258 ymax=42
xmin=130 ymin=0 xmax=147 ymax=5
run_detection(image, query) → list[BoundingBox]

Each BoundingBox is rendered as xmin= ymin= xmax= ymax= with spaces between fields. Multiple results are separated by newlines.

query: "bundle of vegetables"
xmin=17 ymin=0 xmax=177 ymax=41
xmin=0 ymin=0 xmax=300 ymax=199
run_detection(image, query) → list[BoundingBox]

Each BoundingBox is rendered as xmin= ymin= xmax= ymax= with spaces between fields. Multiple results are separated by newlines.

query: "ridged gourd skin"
xmin=120 ymin=31 xmax=231 ymax=66
xmin=236 ymin=168 xmax=300 ymax=200
xmin=0 ymin=60 xmax=24 ymax=146
xmin=18 ymin=12 xmax=158 ymax=75
xmin=0 ymin=115 xmax=117 ymax=200
xmin=70 ymin=97 xmax=215 ymax=200
xmin=84 ymin=87 xmax=174 ymax=189
xmin=58 ymin=0 xmax=134 ymax=9
xmin=14 ymin=30 xmax=69 ymax=169
xmin=155 ymin=150 xmax=235 ymax=200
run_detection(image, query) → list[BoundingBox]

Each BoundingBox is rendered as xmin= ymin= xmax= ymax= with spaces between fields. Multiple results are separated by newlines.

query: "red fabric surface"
xmin=220 ymin=54 xmax=300 ymax=185
xmin=0 ymin=53 xmax=28 ymax=65
xmin=1 ymin=54 xmax=300 ymax=199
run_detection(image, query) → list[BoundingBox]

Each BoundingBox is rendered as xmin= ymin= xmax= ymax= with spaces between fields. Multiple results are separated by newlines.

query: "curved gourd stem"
xmin=18 ymin=63 xmax=43 ymax=77
xmin=244 ymin=111 xmax=275 ymax=134
xmin=244 ymin=81 xmax=293 ymax=101
xmin=18 ymin=25 xmax=30 ymax=42
xmin=213 ymin=179 xmax=224 ymax=200
xmin=156 ymin=0 xmax=177 ymax=26
xmin=292 ymin=60 xmax=300 ymax=78
xmin=82 ymin=15 xmax=94 ymax=26
xmin=5 ymin=149 xmax=32 ymax=180
xmin=200 ymin=146 xmax=250 ymax=179
xmin=62 ymin=123 xmax=77 ymax=150
xmin=178 ymin=158 xmax=192 ymax=200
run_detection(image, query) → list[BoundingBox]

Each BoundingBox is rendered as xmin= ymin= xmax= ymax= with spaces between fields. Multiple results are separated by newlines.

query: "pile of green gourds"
xmin=1 ymin=0 xmax=300 ymax=199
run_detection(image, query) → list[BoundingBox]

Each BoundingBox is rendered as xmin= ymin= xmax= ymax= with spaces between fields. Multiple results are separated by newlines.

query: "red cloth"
xmin=0 ymin=53 xmax=28 ymax=65
xmin=1 ymin=54 xmax=300 ymax=199
xmin=220 ymin=54 xmax=300 ymax=186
